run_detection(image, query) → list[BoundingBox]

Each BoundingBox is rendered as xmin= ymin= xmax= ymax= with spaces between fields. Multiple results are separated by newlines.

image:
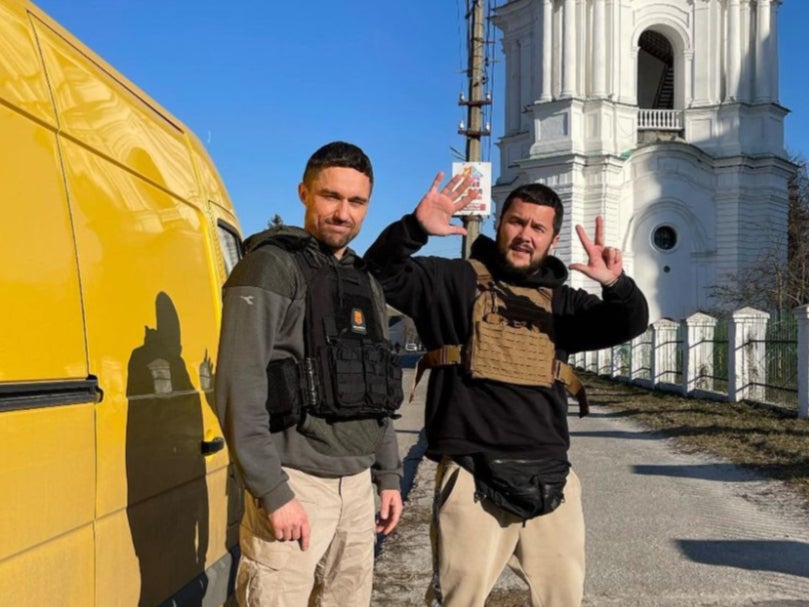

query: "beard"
xmin=496 ymin=239 xmax=553 ymax=278
xmin=317 ymin=221 xmax=358 ymax=252
xmin=500 ymin=254 xmax=544 ymax=277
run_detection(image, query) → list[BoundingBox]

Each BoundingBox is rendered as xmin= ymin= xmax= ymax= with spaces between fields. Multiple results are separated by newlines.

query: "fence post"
xmin=611 ymin=344 xmax=628 ymax=378
xmin=597 ymin=347 xmax=612 ymax=376
xmin=794 ymin=305 xmax=809 ymax=419
xmin=652 ymin=318 xmax=680 ymax=389
xmin=585 ymin=350 xmax=598 ymax=373
xmin=631 ymin=328 xmax=652 ymax=387
xmin=728 ymin=307 xmax=770 ymax=402
xmin=683 ymin=312 xmax=718 ymax=394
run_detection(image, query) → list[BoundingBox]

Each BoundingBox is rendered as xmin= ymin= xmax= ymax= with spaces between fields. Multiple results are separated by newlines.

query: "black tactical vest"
xmin=265 ymin=242 xmax=403 ymax=431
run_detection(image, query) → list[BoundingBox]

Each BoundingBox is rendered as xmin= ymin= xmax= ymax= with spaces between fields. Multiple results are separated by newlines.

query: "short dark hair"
xmin=302 ymin=141 xmax=373 ymax=189
xmin=500 ymin=183 xmax=563 ymax=236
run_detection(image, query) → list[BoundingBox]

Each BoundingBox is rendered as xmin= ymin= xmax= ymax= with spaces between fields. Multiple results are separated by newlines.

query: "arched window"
xmin=637 ymin=30 xmax=674 ymax=110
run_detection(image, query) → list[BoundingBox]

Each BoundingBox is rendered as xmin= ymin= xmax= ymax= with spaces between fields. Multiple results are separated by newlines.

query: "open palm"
xmin=414 ymin=171 xmax=478 ymax=236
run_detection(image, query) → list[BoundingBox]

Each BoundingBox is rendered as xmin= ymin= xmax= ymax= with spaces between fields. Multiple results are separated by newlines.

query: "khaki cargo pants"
xmin=429 ymin=458 xmax=585 ymax=607
xmin=236 ymin=467 xmax=376 ymax=607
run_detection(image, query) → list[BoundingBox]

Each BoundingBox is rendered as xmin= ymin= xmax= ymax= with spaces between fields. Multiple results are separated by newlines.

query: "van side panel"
xmin=0 ymin=9 xmax=86 ymax=382
xmin=0 ymin=525 xmax=94 ymax=607
xmin=0 ymin=406 xmax=95 ymax=607
xmin=0 ymin=5 xmax=94 ymax=606
xmin=33 ymin=17 xmax=199 ymax=204
xmin=0 ymin=2 xmax=53 ymax=123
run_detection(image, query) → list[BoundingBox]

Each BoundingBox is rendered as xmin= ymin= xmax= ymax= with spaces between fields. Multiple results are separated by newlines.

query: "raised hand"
xmin=414 ymin=171 xmax=478 ymax=236
xmin=568 ymin=216 xmax=623 ymax=286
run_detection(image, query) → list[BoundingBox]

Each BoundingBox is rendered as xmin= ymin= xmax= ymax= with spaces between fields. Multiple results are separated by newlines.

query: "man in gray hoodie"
xmin=216 ymin=141 xmax=403 ymax=607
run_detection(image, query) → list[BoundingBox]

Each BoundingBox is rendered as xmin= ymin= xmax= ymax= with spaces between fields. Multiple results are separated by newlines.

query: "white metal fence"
xmin=572 ymin=305 xmax=809 ymax=419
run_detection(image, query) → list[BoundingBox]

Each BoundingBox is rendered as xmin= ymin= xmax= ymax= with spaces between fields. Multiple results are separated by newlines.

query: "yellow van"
xmin=0 ymin=1 xmax=244 ymax=605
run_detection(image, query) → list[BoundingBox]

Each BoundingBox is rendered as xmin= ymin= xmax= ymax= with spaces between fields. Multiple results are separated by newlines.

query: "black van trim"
xmin=0 ymin=376 xmax=101 ymax=412
xmin=158 ymin=543 xmax=239 ymax=607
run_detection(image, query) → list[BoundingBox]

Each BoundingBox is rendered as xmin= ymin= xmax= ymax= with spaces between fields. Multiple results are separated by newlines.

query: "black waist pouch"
xmin=462 ymin=454 xmax=568 ymax=520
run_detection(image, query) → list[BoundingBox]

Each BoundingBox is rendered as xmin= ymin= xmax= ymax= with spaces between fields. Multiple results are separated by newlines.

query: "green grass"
xmin=582 ymin=372 xmax=809 ymax=505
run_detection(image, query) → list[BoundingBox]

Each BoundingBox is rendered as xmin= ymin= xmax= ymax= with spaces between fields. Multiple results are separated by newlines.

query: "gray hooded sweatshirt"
xmin=215 ymin=225 xmax=402 ymax=512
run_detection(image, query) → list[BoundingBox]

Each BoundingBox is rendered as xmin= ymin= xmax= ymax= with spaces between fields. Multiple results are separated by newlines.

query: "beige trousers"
xmin=236 ymin=467 xmax=376 ymax=607
xmin=429 ymin=458 xmax=585 ymax=607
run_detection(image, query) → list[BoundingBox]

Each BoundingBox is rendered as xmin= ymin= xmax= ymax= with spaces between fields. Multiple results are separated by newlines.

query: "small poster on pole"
xmin=451 ymin=162 xmax=492 ymax=217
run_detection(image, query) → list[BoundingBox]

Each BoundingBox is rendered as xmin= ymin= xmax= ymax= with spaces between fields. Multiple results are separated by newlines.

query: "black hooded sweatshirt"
xmin=364 ymin=214 xmax=649 ymax=464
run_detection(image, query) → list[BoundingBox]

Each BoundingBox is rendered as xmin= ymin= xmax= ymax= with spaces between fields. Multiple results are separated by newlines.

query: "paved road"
xmin=373 ymin=370 xmax=809 ymax=606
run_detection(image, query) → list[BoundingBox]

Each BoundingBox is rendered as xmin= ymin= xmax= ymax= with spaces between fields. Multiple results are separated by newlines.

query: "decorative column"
xmin=520 ymin=39 xmax=533 ymax=130
xmin=794 ymin=305 xmax=809 ymax=419
xmin=561 ymin=0 xmax=576 ymax=97
xmin=682 ymin=313 xmax=718 ymax=394
xmin=630 ymin=45 xmax=640 ymax=106
xmin=770 ymin=0 xmax=780 ymax=104
xmin=727 ymin=0 xmax=741 ymax=101
xmin=728 ymin=307 xmax=770 ymax=402
xmin=540 ymin=0 xmax=553 ymax=102
xmin=592 ymin=0 xmax=607 ymax=98
xmin=684 ymin=49 xmax=694 ymax=107
xmin=507 ymin=39 xmax=521 ymax=133
xmin=739 ymin=0 xmax=753 ymax=102
xmin=754 ymin=0 xmax=772 ymax=102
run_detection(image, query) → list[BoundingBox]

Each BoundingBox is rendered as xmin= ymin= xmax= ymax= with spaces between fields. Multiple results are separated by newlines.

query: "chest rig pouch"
xmin=466 ymin=259 xmax=557 ymax=386
xmin=414 ymin=259 xmax=589 ymax=416
xmin=265 ymin=247 xmax=403 ymax=431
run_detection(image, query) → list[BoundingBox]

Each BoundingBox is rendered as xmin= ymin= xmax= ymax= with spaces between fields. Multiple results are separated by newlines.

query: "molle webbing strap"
xmin=410 ymin=345 xmax=462 ymax=401
xmin=416 ymin=345 xmax=588 ymax=416
xmin=553 ymin=360 xmax=589 ymax=418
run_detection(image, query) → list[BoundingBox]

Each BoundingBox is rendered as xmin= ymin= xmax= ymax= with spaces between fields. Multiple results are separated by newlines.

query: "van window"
xmin=218 ymin=222 xmax=242 ymax=276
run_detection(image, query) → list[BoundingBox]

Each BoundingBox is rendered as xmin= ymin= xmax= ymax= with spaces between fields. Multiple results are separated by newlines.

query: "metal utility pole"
xmin=458 ymin=0 xmax=491 ymax=259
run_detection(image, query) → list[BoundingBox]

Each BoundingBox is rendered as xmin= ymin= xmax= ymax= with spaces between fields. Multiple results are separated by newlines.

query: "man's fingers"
xmin=569 ymin=262 xmax=590 ymax=276
xmin=429 ymin=171 xmax=445 ymax=193
xmin=594 ymin=215 xmax=604 ymax=247
xmin=603 ymin=247 xmax=622 ymax=267
xmin=299 ymin=522 xmax=311 ymax=551
xmin=446 ymin=225 xmax=468 ymax=236
xmin=446 ymin=172 xmax=470 ymax=192
xmin=575 ymin=224 xmax=594 ymax=251
xmin=454 ymin=189 xmax=479 ymax=212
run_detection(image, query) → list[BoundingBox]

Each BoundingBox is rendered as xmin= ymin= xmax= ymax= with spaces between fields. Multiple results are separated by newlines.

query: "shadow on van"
xmin=125 ymin=292 xmax=209 ymax=606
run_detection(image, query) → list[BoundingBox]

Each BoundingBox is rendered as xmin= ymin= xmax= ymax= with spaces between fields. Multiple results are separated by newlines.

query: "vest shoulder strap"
xmin=468 ymin=258 xmax=492 ymax=285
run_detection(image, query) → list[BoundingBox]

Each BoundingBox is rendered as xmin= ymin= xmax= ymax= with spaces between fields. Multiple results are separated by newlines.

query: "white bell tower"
xmin=493 ymin=0 xmax=793 ymax=322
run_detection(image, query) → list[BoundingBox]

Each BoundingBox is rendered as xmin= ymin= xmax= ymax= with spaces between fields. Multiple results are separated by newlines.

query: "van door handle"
xmin=201 ymin=436 xmax=225 ymax=455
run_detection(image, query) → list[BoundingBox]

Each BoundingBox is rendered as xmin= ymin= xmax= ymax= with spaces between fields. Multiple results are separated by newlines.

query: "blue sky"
xmin=35 ymin=0 xmax=809 ymax=258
